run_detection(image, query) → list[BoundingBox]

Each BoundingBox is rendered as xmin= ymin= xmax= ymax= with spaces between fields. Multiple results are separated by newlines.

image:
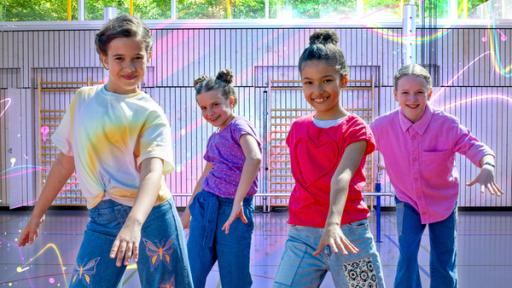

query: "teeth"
xmin=313 ymin=98 xmax=327 ymax=103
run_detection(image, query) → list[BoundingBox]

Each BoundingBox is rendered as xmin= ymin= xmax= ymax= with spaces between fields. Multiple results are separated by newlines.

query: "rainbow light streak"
xmin=368 ymin=26 xmax=450 ymax=44
xmin=440 ymin=94 xmax=512 ymax=111
xmin=0 ymin=97 xmax=12 ymax=118
xmin=431 ymin=51 xmax=491 ymax=103
xmin=0 ymin=165 xmax=48 ymax=180
xmin=488 ymin=26 xmax=512 ymax=77
xmin=17 ymin=243 xmax=68 ymax=288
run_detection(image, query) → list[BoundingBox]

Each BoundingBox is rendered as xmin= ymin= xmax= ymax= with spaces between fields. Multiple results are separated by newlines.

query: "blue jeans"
xmin=70 ymin=199 xmax=193 ymax=288
xmin=394 ymin=198 xmax=457 ymax=288
xmin=273 ymin=220 xmax=386 ymax=288
xmin=187 ymin=190 xmax=254 ymax=288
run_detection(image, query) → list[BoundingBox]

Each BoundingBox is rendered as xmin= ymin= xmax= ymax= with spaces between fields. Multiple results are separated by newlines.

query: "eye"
xmin=302 ymin=80 xmax=312 ymax=85
xmin=323 ymin=79 xmax=333 ymax=83
xmin=114 ymin=57 xmax=123 ymax=61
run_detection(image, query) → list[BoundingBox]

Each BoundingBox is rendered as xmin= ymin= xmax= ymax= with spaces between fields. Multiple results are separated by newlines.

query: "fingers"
xmin=466 ymin=176 xmax=478 ymax=187
xmin=222 ymin=218 xmax=233 ymax=234
xmin=240 ymin=210 xmax=248 ymax=224
xmin=313 ymin=241 xmax=326 ymax=256
xmin=124 ymin=242 xmax=133 ymax=265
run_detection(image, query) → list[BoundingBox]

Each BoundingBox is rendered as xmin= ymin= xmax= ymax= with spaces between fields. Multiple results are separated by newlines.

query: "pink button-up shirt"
xmin=371 ymin=105 xmax=494 ymax=224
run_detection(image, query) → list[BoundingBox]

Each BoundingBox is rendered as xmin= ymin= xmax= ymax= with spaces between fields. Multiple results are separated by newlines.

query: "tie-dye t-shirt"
xmin=52 ymin=85 xmax=174 ymax=208
xmin=202 ymin=117 xmax=261 ymax=198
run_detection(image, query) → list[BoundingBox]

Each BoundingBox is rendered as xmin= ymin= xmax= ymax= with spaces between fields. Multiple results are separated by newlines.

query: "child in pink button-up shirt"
xmin=371 ymin=64 xmax=503 ymax=288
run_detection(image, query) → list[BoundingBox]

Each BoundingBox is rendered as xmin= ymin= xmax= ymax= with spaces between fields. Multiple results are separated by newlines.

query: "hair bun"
xmin=215 ymin=69 xmax=233 ymax=85
xmin=193 ymin=75 xmax=209 ymax=88
xmin=309 ymin=30 xmax=339 ymax=46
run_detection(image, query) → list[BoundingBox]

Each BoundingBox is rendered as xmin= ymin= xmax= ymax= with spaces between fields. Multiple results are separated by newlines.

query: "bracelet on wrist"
xmin=482 ymin=162 xmax=495 ymax=168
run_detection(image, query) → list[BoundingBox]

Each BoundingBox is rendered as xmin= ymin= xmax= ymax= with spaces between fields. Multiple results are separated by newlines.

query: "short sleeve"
xmin=231 ymin=118 xmax=261 ymax=148
xmin=344 ymin=115 xmax=376 ymax=155
xmin=51 ymin=92 xmax=79 ymax=156
xmin=136 ymin=108 xmax=174 ymax=174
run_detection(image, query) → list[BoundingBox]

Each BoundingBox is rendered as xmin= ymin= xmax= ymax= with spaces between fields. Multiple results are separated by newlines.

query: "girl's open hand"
xmin=222 ymin=202 xmax=248 ymax=234
xmin=18 ymin=215 xmax=45 ymax=247
xmin=466 ymin=165 xmax=503 ymax=196
xmin=313 ymin=224 xmax=359 ymax=256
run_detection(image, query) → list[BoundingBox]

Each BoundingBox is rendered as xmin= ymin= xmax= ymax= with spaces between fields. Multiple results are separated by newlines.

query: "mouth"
xmin=122 ymin=75 xmax=137 ymax=80
xmin=406 ymin=104 xmax=420 ymax=109
xmin=312 ymin=96 xmax=329 ymax=104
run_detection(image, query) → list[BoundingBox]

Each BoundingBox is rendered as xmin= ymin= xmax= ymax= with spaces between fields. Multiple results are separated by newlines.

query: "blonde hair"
xmin=394 ymin=64 xmax=432 ymax=89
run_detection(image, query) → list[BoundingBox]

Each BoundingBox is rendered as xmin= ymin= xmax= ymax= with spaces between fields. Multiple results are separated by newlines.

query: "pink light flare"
xmin=40 ymin=126 xmax=50 ymax=142
xmin=439 ymin=94 xmax=512 ymax=111
xmin=431 ymin=51 xmax=490 ymax=104
xmin=0 ymin=98 xmax=12 ymax=118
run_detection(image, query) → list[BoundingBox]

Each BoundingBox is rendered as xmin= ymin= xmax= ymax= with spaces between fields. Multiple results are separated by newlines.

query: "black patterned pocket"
xmin=343 ymin=256 xmax=378 ymax=288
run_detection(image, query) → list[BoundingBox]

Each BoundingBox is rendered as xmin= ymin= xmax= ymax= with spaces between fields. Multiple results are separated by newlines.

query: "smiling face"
xmin=100 ymin=37 xmax=150 ymax=94
xmin=300 ymin=60 xmax=348 ymax=120
xmin=196 ymin=89 xmax=235 ymax=129
xmin=394 ymin=75 xmax=432 ymax=123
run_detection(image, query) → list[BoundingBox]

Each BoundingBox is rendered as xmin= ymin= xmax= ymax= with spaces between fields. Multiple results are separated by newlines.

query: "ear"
xmin=99 ymin=53 xmax=109 ymax=70
xmin=427 ymin=88 xmax=433 ymax=101
xmin=228 ymin=96 xmax=236 ymax=108
xmin=339 ymin=74 xmax=348 ymax=88
xmin=147 ymin=51 xmax=152 ymax=64
xmin=393 ymin=89 xmax=399 ymax=102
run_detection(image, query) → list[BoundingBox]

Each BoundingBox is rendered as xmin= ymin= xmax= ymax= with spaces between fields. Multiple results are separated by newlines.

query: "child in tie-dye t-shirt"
xmin=18 ymin=15 xmax=193 ymax=288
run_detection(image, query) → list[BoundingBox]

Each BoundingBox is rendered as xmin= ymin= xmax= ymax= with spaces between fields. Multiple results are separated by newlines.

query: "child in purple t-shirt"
xmin=181 ymin=69 xmax=262 ymax=288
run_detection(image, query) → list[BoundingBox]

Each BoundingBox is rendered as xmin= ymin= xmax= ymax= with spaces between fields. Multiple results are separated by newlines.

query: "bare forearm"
xmin=233 ymin=157 xmax=261 ymax=204
xmin=126 ymin=171 xmax=162 ymax=225
xmin=32 ymin=154 xmax=74 ymax=219
xmin=325 ymin=176 xmax=350 ymax=227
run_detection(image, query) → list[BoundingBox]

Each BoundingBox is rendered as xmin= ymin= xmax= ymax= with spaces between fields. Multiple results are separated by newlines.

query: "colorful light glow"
xmin=440 ymin=94 xmax=512 ymax=111
xmin=0 ymin=98 xmax=12 ymax=118
xmin=17 ymin=243 xmax=68 ymax=288
xmin=488 ymin=26 xmax=512 ymax=77
xmin=431 ymin=51 xmax=491 ymax=103
xmin=0 ymin=165 xmax=48 ymax=180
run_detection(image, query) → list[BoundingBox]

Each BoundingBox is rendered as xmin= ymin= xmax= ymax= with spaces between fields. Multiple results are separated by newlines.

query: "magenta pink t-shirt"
xmin=286 ymin=114 xmax=375 ymax=228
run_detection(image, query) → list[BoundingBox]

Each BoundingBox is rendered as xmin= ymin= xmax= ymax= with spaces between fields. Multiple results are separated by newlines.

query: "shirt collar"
xmin=398 ymin=104 xmax=433 ymax=135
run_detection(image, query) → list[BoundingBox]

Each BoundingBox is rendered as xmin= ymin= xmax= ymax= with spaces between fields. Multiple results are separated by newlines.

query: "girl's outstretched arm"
xmin=313 ymin=141 xmax=367 ymax=256
xmin=181 ymin=162 xmax=213 ymax=229
xmin=110 ymin=157 xmax=163 ymax=267
xmin=18 ymin=153 xmax=75 ymax=246
xmin=222 ymin=134 xmax=261 ymax=234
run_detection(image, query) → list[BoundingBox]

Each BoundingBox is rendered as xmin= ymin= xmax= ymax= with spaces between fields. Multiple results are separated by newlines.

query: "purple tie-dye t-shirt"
xmin=202 ymin=117 xmax=261 ymax=198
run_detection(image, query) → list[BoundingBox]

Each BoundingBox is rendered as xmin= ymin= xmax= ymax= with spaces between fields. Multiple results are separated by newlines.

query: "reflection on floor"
xmin=0 ymin=209 xmax=511 ymax=287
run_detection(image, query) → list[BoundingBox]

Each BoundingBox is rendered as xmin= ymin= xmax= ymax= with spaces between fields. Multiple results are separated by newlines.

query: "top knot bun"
xmin=309 ymin=30 xmax=339 ymax=46
xmin=215 ymin=69 xmax=233 ymax=85
xmin=193 ymin=74 xmax=209 ymax=88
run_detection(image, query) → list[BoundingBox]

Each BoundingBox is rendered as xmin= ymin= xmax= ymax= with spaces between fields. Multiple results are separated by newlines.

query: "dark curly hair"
xmin=193 ymin=69 xmax=237 ymax=106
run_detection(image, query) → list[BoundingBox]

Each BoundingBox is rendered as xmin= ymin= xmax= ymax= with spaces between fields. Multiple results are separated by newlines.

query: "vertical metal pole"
xmin=129 ymin=0 xmax=134 ymax=16
xmin=78 ymin=0 xmax=85 ymax=20
xmin=171 ymin=0 xmax=177 ymax=20
xmin=402 ymin=0 xmax=417 ymax=65
xmin=265 ymin=0 xmax=269 ymax=19
xmin=67 ymin=0 xmax=72 ymax=21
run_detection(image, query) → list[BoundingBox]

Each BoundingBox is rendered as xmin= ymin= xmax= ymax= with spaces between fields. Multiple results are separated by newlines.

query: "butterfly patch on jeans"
xmin=143 ymin=238 xmax=174 ymax=270
xmin=71 ymin=257 xmax=100 ymax=287
xmin=343 ymin=256 xmax=378 ymax=288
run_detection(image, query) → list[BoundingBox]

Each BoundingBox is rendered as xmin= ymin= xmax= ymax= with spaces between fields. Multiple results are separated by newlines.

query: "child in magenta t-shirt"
xmin=180 ymin=69 xmax=262 ymax=288
xmin=273 ymin=30 xmax=385 ymax=288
